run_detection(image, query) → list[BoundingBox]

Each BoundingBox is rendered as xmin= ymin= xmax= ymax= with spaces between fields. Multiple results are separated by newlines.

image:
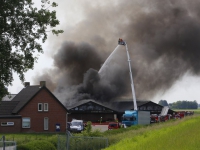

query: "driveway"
xmin=92 ymin=125 xmax=108 ymax=132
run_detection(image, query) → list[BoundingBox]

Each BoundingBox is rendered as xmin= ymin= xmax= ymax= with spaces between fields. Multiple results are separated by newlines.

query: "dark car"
xmin=108 ymin=122 xmax=120 ymax=130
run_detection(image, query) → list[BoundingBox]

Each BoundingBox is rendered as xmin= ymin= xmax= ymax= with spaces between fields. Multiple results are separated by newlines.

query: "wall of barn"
xmin=68 ymin=113 xmax=116 ymax=123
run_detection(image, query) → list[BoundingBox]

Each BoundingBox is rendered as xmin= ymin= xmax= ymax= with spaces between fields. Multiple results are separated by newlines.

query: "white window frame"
xmin=44 ymin=103 xmax=48 ymax=111
xmin=22 ymin=117 xmax=31 ymax=128
xmin=1 ymin=122 xmax=14 ymax=126
xmin=1 ymin=122 xmax=7 ymax=126
xmin=44 ymin=117 xmax=49 ymax=130
xmin=38 ymin=103 xmax=43 ymax=111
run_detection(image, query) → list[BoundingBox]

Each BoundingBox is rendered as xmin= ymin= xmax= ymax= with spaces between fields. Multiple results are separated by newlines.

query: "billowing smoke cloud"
xmin=37 ymin=41 xmax=130 ymax=105
xmin=34 ymin=0 xmax=200 ymax=105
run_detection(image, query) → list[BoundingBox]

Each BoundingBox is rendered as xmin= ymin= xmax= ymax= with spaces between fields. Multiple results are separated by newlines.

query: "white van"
xmin=70 ymin=119 xmax=84 ymax=133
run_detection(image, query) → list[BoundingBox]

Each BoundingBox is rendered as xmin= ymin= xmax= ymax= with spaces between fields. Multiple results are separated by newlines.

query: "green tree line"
xmin=169 ymin=100 xmax=198 ymax=109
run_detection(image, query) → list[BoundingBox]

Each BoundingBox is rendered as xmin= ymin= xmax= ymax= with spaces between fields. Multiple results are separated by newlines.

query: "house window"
xmin=44 ymin=103 xmax=48 ymax=111
xmin=44 ymin=117 xmax=49 ymax=130
xmin=38 ymin=103 xmax=43 ymax=111
xmin=1 ymin=122 xmax=14 ymax=126
xmin=22 ymin=118 xmax=30 ymax=128
xmin=1 ymin=122 xmax=7 ymax=126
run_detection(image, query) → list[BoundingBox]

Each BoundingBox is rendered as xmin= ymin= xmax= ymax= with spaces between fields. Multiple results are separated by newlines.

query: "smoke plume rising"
xmin=34 ymin=0 xmax=200 ymax=105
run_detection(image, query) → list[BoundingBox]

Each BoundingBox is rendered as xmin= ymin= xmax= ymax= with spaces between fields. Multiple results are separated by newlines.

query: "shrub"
xmin=47 ymin=135 xmax=58 ymax=148
xmin=17 ymin=145 xmax=29 ymax=150
xmin=17 ymin=140 xmax=56 ymax=150
xmin=85 ymin=121 xmax=92 ymax=133
xmin=82 ymin=121 xmax=92 ymax=136
xmin=88 ymin=129 xmax=103 ymax=137
xmin=82 ymin=121 xmax=103 ymax=137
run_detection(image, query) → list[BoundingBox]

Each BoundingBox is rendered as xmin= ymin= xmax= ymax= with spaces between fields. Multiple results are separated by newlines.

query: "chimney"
xmin=24 ymin=82 xmax=30 ymax=87
xmin=40 ymin=81 xmax=46 ymax=87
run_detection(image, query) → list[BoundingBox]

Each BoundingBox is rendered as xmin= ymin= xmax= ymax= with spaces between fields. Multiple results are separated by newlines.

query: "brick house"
xmin=0 ymin=81 xmax=68 ymax=133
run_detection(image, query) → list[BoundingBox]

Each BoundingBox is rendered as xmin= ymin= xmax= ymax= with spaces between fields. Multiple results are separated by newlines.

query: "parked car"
xmin=108 ymin=122 xmax=120 ymax=130
xmin=70 ymin=119 xmax=84 ymax=133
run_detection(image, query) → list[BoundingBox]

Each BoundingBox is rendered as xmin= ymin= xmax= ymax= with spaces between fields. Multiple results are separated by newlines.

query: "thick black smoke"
xmin=38 ymin=41 xmax=130 ymax=105
xmin=34 ymin=0 xmax=200 ymax=105
xmin=53 ymin=41 xmax=102 ymax=85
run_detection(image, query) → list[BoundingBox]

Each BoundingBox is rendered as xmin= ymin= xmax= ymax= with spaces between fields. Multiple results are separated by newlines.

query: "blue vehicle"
xmin=119 ymin=39 xmax=150 ymax=127
xmin=122 ymin=110 xmax=150 ymax=127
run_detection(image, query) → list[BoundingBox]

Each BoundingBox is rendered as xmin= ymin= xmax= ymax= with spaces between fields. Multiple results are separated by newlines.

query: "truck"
xmin=120 ymin=39 xmax=150 ymax=127
xmin=122 ymin=110 xmax=150 ymax=127
xmin=69 ymin=119 xmax=84 ymax=133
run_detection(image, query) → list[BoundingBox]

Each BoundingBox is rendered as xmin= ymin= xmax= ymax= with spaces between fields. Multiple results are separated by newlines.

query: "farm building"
xmin=66 ymin=99 xmax=119 ymax=123
xmin=66 ymin=99 xmax=175 ymax=122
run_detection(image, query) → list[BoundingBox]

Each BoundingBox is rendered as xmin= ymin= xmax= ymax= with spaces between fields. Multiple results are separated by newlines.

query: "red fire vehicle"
xmin=160 ymin=114 xmax=171 ymax=122
xmin=174 ymin=111 xmax=185 ymax=119
xmin=108 ymin=122 xmax=121 ymax=130
xmin=150 ymin=114 xmax=159 ymax=123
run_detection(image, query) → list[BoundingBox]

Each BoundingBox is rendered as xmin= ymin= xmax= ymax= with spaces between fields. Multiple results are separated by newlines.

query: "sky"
xmin=8 ymin=0 xmax=200 ymax=105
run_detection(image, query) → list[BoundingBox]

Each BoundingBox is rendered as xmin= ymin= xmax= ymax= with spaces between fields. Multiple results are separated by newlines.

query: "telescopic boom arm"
xmin=118 ymin=38 xmax=137 ymax=110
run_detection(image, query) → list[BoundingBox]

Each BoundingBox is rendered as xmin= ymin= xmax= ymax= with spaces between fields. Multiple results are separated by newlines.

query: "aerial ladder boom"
xmin=118 ymin=38 xmax=137 ymax=110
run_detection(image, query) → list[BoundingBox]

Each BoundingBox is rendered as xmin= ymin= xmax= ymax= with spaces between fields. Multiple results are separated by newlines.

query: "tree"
xmin=0 ymin=0 xmax=63 ymax=100
xmin=170 ymin=100 xmax=198 ymax=109
xmin=158 ymin=100 xmax=169 ymax=106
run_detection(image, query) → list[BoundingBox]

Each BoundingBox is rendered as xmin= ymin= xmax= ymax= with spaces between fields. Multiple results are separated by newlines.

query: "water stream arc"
xmin=98 ymin=45 xmax=119 ymax=74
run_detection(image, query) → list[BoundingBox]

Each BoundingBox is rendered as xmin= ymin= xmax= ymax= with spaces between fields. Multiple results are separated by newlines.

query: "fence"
xmin=58 ymin=131 xmax=108 ymax=150
xmin=0 ymin=136 xmax=16 ymax=150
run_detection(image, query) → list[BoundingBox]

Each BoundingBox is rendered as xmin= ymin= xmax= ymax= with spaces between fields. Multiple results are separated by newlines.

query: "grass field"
xmin=0 ymin=109 xmax=199 ymax=150
xmin=0 ymin=133 xmax=58 ymax=145
xmin=104 ymin=110 xmax=200 ymax=150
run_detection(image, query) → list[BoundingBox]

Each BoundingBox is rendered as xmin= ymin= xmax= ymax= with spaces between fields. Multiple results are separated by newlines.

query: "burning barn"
xmin=66 ymin=99 xmax=175 ymax=122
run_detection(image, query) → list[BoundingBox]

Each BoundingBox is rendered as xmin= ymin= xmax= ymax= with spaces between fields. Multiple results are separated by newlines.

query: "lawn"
xmin=0 ymin=133 xmax=61 ymax=150
xmin=104 ymin=110 xmax=200 ymax=150
xmin=0 ymin=109 xmax=199 ymax=150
